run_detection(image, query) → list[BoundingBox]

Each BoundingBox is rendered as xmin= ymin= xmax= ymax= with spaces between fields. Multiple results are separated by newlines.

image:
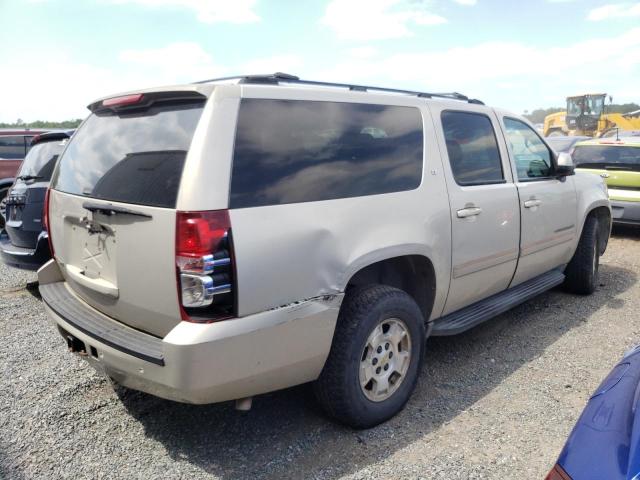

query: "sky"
xmin=0 ymin=0 xmax=639 ymax=122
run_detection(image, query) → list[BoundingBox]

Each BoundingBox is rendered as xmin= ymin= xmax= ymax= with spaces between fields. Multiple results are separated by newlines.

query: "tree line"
xmin=0 ymin=119 xmax=83 ymax=129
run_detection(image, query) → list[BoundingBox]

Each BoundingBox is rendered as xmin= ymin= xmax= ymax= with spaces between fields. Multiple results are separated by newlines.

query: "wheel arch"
xmin=344 ymin=254 xmax=437 ymax=324
xmin=587 ymin=205 xmax=612 ymax=255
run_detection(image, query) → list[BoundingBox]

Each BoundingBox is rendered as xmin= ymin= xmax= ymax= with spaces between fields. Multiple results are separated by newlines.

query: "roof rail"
xmin=195 ymin=72 xmax=484 ymax=105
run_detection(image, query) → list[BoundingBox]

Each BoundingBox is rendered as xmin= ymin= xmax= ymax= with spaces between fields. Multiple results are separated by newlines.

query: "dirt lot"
xmin=1 ymin=227 xmax=639 ymax=480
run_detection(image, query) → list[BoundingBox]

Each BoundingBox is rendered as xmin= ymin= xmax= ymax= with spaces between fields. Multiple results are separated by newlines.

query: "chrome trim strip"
xmin=453 ymin=248 xmax=519 ymax=279
xmin=554 ymin=224 xmax=575 ymax=234
xmin=520 ymin=231 xmax=575 ymax=257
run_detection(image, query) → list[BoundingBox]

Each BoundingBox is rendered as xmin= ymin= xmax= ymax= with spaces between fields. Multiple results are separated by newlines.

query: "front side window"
xmin=441 ymin=111 xmax=504 ymax=186
xmin=0 ymin=136 xmax=26 ymax=160
xmin=504 ymin=118 xmax=553 ymax=180
xmin=230 ymin=99 xmax=424 ymax=208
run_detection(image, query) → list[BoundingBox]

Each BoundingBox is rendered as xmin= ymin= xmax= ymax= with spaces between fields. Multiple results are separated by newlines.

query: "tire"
xmin=0 ymin=188 xmax=8 ymax=230
xmin=314 ymin=285 xmax=425 ymax=428
xmin=564 ymin=215 xmax=599 ymax=294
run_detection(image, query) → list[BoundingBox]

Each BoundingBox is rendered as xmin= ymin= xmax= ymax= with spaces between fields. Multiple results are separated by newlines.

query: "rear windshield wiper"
xmin=82 ymin=202 xmax=152 ymax=218
xmin=16 ymin=175 xmax=42 ymax=181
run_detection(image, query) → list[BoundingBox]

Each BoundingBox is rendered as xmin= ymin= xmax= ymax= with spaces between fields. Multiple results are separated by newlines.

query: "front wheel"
xmin=564 ymin=215 xmax=599 ymax=294
xmin=314 ymin=285 xmax=425 ymax=428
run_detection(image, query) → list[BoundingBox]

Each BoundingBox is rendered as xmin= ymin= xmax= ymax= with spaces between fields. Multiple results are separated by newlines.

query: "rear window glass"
xmin=19 ymin=138 xmax=69 ymax=181
xmin=52 ymin=101 xmax=204 ymax=208
xmin=0 ymin=136 xmax=26 ymax=160
xmin=573 ymin=145 xmax=640 ymax=170
xmin=230 ymin=99 xmax=423 ymax=208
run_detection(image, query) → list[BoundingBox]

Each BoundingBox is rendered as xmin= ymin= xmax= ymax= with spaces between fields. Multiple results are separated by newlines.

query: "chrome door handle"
xmin=456 ymin=207 xmax=483 ymax=218
xmin=524 ymin=199 xmax=542 ymax=208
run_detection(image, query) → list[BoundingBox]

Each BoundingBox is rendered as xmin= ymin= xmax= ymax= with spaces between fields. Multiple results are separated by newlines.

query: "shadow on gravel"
xmin=25 ymin=281 xmax=41 ymax=299
xmin=118 ymin=264 xmax=637 ymax=480
xmin=611 ymin=224 xmax=640 ymax=240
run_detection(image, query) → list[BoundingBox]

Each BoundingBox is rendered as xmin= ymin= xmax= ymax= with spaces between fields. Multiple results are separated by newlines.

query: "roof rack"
xmin=195 ymin=72 xmax=484 ymax=105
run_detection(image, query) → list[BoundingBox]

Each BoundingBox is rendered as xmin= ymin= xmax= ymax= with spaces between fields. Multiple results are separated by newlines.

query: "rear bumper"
xmin=0 ymin=229 xmax=50 ymax=270
xmin=39 ymin=264 xmax=342 ymax=404
xmin=610 ymin=200 xmax=640 ymax=225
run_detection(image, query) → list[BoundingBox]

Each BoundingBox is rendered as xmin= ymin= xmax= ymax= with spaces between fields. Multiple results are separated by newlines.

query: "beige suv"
xmin=39 ymin=73 xmax=611 ymax=428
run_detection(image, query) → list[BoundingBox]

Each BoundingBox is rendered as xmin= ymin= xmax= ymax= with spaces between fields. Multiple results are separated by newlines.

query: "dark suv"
xmin=0 ymin=131 xmax=73 ymax=269
xmin=0 ymin=129 xmax=49 ymax=227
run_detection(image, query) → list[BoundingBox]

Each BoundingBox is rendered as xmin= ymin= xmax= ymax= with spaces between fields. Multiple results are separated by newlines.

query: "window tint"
xmin=53 ymin=102 xmax=204 ymax=208
xmin=504 ymin=118 xmax=553 ymax=180
xmin=441 ymin=111 xmax=504 ymax=186
xmin=230 ymin=99 xmax=423 ymax=208
xmin=573 ymin=145 xmax=640 ymax=171
xmin=0 ymin=136 xmax=26 ymax=160
xmin=18 ymin=138 xmax=69 ymax=181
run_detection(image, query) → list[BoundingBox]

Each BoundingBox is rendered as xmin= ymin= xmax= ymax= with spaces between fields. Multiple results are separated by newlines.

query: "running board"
xmin=431 ymin=270 xmax=565 ymax=336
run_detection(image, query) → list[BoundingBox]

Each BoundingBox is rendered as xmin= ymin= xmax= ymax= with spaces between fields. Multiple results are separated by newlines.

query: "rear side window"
xmin=19 ymin=138 xmax=68 ymax=181
xmin=230 ymin=99 xmax=423 ymax=208
xmin=0 ymin=136 xmax=26 ymax=160
xmin=53 ymin=101 xmax=204 ymax=208
xmin=441 ymin=111 xmax=504 ymax=186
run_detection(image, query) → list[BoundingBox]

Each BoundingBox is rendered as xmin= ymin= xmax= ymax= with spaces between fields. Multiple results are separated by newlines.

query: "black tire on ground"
xmin=564 ymin=215 xmax=600 ymax=295
xmin=0 ymin=188 xmax=8 ymax=230
xmin=314 ymin=284 xmax=425 ymax=429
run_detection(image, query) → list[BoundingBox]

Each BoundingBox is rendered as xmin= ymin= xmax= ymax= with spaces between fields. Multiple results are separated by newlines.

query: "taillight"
xmin=43 ymin=188 xmax=55 ymax=258
xmin=545 ymin=464 xmax=572 ymax=480
xmin=176 ymin=210 xmax=235 ymax=322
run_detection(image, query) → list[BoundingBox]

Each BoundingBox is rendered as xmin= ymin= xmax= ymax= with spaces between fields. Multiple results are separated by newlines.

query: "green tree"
xmin=0 ymin=119 xmax=83 ymax=129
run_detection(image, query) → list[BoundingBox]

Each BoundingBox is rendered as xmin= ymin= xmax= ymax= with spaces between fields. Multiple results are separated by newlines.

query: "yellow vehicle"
xmin=573 ymin=138 xmax=640 ymax=225
xmin=543 ymin=94 xmax=640 ymax=137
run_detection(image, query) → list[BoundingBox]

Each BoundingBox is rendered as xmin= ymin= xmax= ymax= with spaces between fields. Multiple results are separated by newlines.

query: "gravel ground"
xmin=1 ymin=227 xmax=639 ymax=480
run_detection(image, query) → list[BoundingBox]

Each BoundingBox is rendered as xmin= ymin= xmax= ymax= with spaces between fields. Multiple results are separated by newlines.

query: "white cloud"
xmin=347 ymin=46 xmax=378 ymax=59
xmin=119 ymin=42 xmax=226 ymax=80
xmin=588 ymin=2 xmax=640 ymax=20
xmin=321 ymin=0 xmax=446 ymax=41
xmin=239 ymin=54 xmax=303 ymax=74
xmin=2 ymin=27 xmax=640 ymax=122
xmin=451 ymin=0 xmax=477 ymax=5
xmin=106 ymin=0 xmax=260 ymax=23
xmin=310 ymin=27 xmax=640 ymax=110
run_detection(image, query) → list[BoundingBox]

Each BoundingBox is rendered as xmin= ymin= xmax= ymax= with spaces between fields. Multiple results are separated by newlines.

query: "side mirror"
xmin=556 ymin=152 xmax=575 ymax=176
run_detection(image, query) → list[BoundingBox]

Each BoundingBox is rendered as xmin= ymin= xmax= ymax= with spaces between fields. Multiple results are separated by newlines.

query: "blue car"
xmin=546 ymin=345 xmax=640 ymax=480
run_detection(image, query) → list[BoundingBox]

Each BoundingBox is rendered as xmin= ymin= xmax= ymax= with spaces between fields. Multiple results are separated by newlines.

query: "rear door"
xmin=499 ymin=116 xmax=577 ymax=286
xmin=431 ymin=106 xmax=520 ymax=315
xmin=49 ymin=93 xmax=206 ymax=337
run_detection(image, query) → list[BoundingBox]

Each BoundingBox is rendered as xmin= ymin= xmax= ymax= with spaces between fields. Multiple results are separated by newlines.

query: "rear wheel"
xmin=314 ymin=285 xmax=425 ymax=428
xmin=564 ymin=215 xmax=599 ymax=294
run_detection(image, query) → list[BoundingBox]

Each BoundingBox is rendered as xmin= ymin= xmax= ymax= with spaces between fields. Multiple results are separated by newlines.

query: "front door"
xmin=432 ymin=107 xmax=520 ymax=316
xmin=499 ymin=117 xmax=578 ymax=286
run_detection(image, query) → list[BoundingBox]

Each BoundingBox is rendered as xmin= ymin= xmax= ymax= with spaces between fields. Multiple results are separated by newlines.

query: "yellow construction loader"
xmin=543 ymin=93 xmax=640 ymax=137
